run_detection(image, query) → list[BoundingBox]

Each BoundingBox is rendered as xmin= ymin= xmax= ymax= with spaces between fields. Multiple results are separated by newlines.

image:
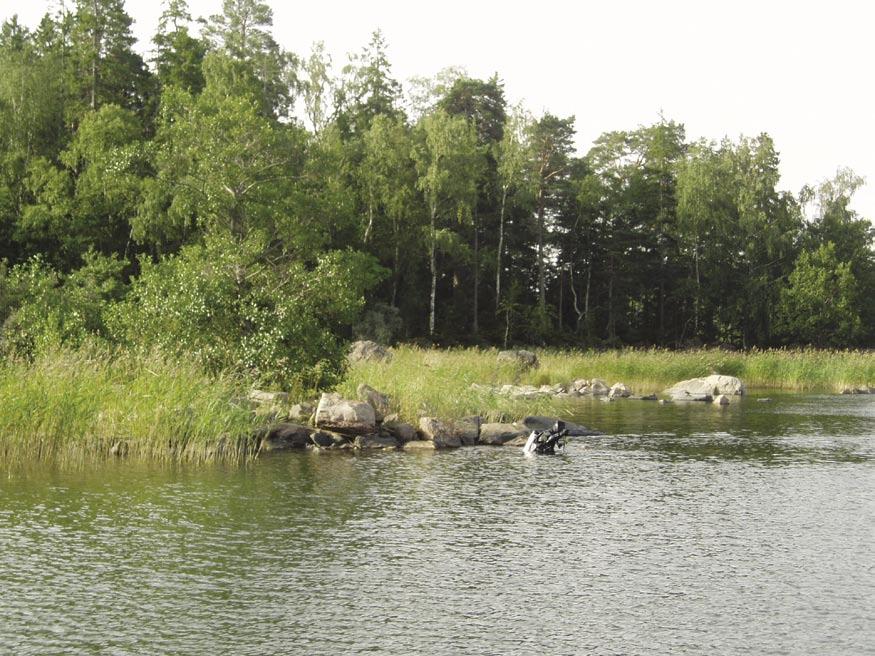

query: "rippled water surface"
xmin=2 ymin=394 xmax=874 ymax=655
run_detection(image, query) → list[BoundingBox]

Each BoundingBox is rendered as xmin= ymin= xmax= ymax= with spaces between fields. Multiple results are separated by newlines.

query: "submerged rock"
xmin=713 ymin=394 xmax=730 ymax=406
xmin=315 ymin=393 xmax=376 ymax=434
xmin=402 ymin=440 xmax=437 ymax=451
xmin=521 ymin=416 xmax=603 ymax=437
xmin=479 ymin=423 xmax=528 ymax=445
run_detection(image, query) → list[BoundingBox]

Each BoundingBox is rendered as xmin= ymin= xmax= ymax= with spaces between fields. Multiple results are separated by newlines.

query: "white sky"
xmin=6 ymin=0 xmax=874 ymax=219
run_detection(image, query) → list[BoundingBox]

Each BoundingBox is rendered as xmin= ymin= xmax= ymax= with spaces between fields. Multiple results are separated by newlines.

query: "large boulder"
xmin=418 ymin=417 xmax=462 ymax=448
xmin=259 ymin=423 xmax=312 ymax=451
xmin=497 ymin=349 xmax=539 ymax=370
xmin=479 ymin=423 xmax=528 ymax=445
xmin=348 ymin=340 xmax=393 ymax=363
xmin=315 ymin=393 xmax=376 ymax=434
xmin=590 ymin=379 xmax=609 ymax=396
xmin=664 ymin=375 xmax=745 ymax=400
xmin=357 ymin=384 xmax=390 ymax=422
xmin=456 ymin=416 xmax=481 ymax=446
xmin=521 ymin=416 xmax=603 ymax=437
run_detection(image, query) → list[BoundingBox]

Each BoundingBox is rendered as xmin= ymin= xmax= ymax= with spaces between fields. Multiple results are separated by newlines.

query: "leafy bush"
xmin=108 ymin=234 xmax=384 ymax=391
xmin=0 ymin=252 xmax=126 ymax=358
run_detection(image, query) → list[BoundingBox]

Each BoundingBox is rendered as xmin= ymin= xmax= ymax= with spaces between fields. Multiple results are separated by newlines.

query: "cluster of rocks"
xmin=841 ymin=387 xmax=873 ymax=395
xmin=251 ymin=384 xmax=602 ymax=453
xmin=471 ymin=373 xmax=749 ymax=406
xmin=471 ymin=379 xmax=648 ymax=401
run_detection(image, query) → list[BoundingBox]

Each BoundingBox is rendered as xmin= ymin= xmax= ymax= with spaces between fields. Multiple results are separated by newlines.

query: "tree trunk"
xmin=472 ymin=208 xmax=479 ymax=335
xmin=495 ymin=185 xmax=508 ymax=312
xmin=536 ymin=188 xmax=546 ymax=322
xmin=90 ymin=0 xmax=99 ymax=111
xmin=391 ymin=216 xmax=399 ymax=307
xmin=429 ymin=206 xmax=437 ymax=337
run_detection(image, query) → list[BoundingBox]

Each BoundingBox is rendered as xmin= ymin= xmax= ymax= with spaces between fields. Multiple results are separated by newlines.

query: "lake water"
xmin=1 ymin=394 xmax=873 ymax=655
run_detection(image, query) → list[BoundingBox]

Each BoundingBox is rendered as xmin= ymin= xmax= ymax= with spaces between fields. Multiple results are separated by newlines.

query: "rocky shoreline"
xmin=252 ymin=370 xmax=750 ymax=454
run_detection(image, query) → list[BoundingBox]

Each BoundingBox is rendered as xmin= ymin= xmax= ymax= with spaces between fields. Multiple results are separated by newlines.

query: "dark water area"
xmin=1 ymin=394 xmax=874 ymax=655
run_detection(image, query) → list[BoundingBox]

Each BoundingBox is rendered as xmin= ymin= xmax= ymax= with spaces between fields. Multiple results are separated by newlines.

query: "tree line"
xmin=1 ymin=0 xmax=872 ymax=388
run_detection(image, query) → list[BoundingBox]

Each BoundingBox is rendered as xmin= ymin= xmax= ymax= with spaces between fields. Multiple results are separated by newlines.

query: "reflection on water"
xmin=1 ymin=394 xmax=874 ymax=655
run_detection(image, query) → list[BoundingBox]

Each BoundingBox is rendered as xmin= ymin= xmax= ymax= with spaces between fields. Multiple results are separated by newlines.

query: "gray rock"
xmin=455 ymin=417 xmax=481 ymax=446
xmin=354 ymin=434 xmax=399 ymax=449
xmin=402 ymin=440 xmax=437 ymax=451
xmin=260 ymin=423 xmax=312 ymax=451
xmin=590 ymin=379 xmax=609 ymax=396
xmin=348 ymin=340 xmax=393 ymax=363
xmin=609 ymin=382 xmax=632 ymax=399
xmin=315 ymin=393 xmax=376 ymax=434
xmin=713 ymin=394 xmax=730 ymax=406
xmin=288 ymin=402 xmax=315 ymax=423
xmin=418 ymin=417 xmax=462 ymax=448
xmin=664 ymin=374 xmax=745 ymax=398
xmin=521 ymin=416 xmax=603 ymax=437
xmin=249 ymin=390 xmax=290 ymax=405
xmin=504 ymin=435 xmax=530 ymax=447
xmin=310 ymin=430 xmax=348 ymax=448
xmin=479 ymin=423 xmax=528 ymax=445
xmin=357 ymin=383 xmax=390 ymax=422
xmin=571 ymin=379 xmax=590 ymax=394
xmin=382 ymin=420 xmax=417 ymax=443
xmin=497 ymin=349 xmax=539 ymax=369
xmin=669 ymin=392 xmax=713 ymax=402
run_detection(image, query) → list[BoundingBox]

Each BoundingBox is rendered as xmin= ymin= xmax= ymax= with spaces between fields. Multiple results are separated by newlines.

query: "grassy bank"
xmin=2 ymin=345 xmax=871 ymax=464
xmin=339 ymin=346 xmax=874 ymax=423
xmin=0 ymin=346 xmax=260 ymax=466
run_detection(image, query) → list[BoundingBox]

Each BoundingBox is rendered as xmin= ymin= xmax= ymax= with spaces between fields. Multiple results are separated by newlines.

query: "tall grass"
xmin=0 ymin=346 xmax=261 ymax=466
xmin=340 ymin=346 xmax=874 ymax=424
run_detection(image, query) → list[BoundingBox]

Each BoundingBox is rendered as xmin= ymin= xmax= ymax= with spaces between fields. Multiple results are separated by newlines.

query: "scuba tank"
xmin=523 ymin=420 xmax=568 ymax=455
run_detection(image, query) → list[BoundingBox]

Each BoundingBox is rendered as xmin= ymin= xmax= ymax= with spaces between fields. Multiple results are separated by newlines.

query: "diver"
xmin=523 ymin=420 xmax=568 ymax=455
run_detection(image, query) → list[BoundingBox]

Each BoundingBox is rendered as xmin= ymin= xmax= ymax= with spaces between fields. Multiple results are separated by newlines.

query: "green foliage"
xmin=109 ymin=234 xmax=384 ymax=390
xmin=776 ymin=243 xmax=863 ymax=346
xmin=0 ymin=251 xmax=126 ymax=358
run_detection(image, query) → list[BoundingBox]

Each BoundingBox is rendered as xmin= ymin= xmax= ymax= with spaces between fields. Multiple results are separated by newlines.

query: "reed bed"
xmin=0 ymin=346 xmax=260 ymax=466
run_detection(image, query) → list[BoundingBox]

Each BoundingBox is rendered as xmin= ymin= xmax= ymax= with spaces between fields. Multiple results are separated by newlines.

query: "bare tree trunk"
xmin=472 ymin=208 xmax=479 ymax=335
xmin=495 ymin=186 xmax=508 ymax=312
xmin=391 ymin=218 xmax=399 ymax=308
xmin=568 ymin=265 xmax=584 ymax=333
xmin=90 ymin=0 xmax=99 ymax=111
xmin=363 ymin=202 xmax=374 ymax=243
xmin=694 ymin=241 xmax=700 ymax=338
xmin=429 ymin=207 xmax=437 ymax=337
xmin=536 ymin=188 xmax=546 ymax=322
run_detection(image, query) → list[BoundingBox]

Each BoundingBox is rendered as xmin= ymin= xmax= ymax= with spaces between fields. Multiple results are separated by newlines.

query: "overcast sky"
xmin=8 ymin=0 xmax=874 ymax=219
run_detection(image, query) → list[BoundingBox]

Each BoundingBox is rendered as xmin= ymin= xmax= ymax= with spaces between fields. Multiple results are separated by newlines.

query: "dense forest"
xmin=1 ymin=0 xmax=872 ymax=389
